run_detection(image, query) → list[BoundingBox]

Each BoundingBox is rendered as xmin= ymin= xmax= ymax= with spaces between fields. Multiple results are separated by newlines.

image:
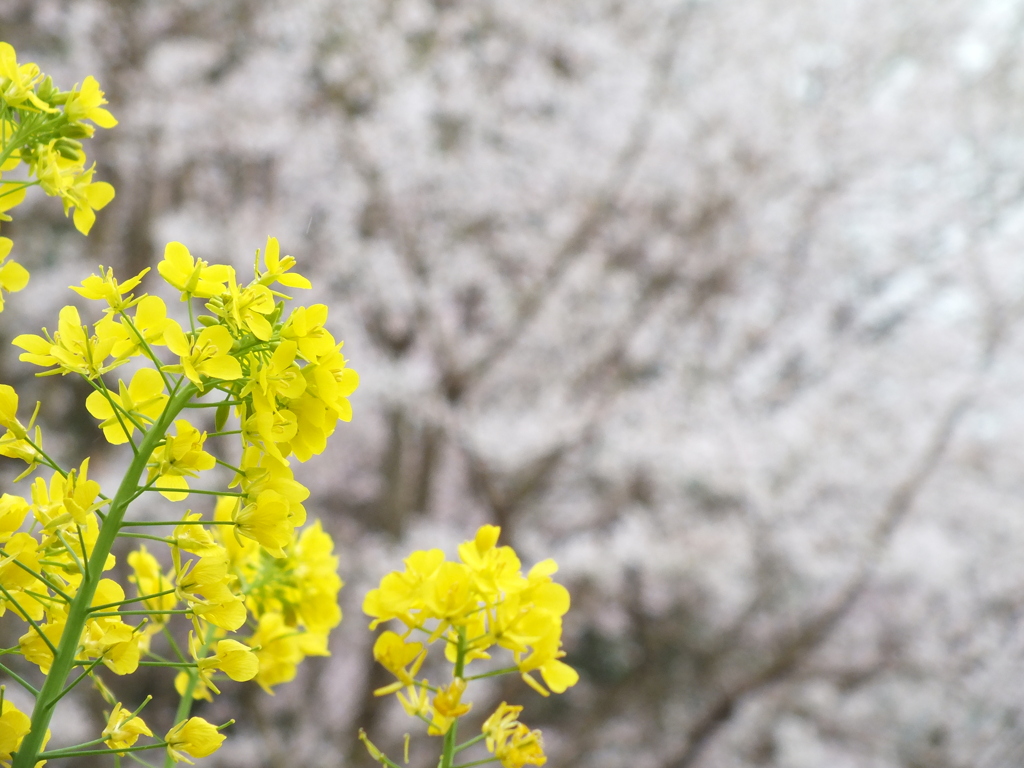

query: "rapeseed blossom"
xmin=364 ymin=525 xmax=578 ymax=696
xmin=164 ymin=717 xmax=225 ymax=764
xmin=0 ymin=38 xmax=574 ymax=768
xmin=0 ymin=222 xmax=355 ymax=767
xmin=102 ymin=703 xmax=153 ymax=754
xmin=361 ymin=526 xmax=574 ymax=768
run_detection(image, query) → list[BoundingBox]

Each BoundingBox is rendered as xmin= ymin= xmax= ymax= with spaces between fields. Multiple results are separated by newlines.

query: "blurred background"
xmin=3 ymin=0 xmax=1024 ymax=766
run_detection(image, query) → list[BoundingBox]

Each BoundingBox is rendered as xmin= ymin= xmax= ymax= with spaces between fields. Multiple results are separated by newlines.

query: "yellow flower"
xmin=233 ymin=489 xmax=295 ymax=558
xmin=482 ymin=703 xmax=547 ymax=768
xmin=281 ymin=304 xmax=335 ymax=362
xmin=102 ymin=703 xmax=153 ymax=754
xmin=365 ymin=526 xmax=578 ymax=699
xmin=64 ymin=76 xmax=118 ymax=129
xmin=255 ymin=236 xmax=311 ymax=290
xmin=0 ymin=237 xmax=28 ymax=312
xmin=157 ymin=241 xmax=231 ymax=299
xmin=248 ymin=611 xmax=304 ymax=693
xmin=29 ymin=458 xmax=103 ymax=527
xmin=18 ymin=620 xmax=65 ymax=674
xmin=246 ymin=340 xmax=307 ymax=403
xmin=175 ymin=553 xmax=246 ymax=631
xmin=194 ymin=636 xmax=259 ymax=695
xmin=146 ymin=420 xmax=216 ymax=500
xmin=233 ymin=447 xmax=309 ymax=525
xmin=210 ymin=268 xmax=276 ymax=341
xmin=127 ymin=545 xmax=177 ymax=623
xmin=86 ymin=368 xmax=168 ymax=445
xmin=0 ymin=533 xmax=47 ymax=622
xmin=0 ymin=384 xmax=25 ymax=436
xmin=304 ymin=346 xmax=359 ymax=421
xmin=29 ymin=140 xmax=79 ymax=199
xmin=164 ymin=717 xmax=225 ymax=764
xmin=34 ymin=153 xmax=117 ymax=235
xmin=14 ymin=305 xmax=123 ymax=378
xmin=363 ymin=548 xmax=445 ymax=629
xmin=294 ymin=521 xmax=344 ymax=634
xmin=0 ymin=43 xmax=54 ymax=112
xmin=172 ymin=513 xmax=221 ymax=556
xmin=0 ymin=699 xmax=32 ymax=768
xmin=0 ymin=182 xmax=27 ymax=225
xmin=71 ymin=265 xmax=148 ymax=312
xmin=112 ymin=295 xmax=175 ymax=359
xmin=513 ymin=615 xmax=578 ymax=696
xmin=427 ymin=677 xmax=472 ymax=734
xmin=372 ymin=631 xmax=426 ymax=693
xmin=0 ymin=494 xmax=28 ymax=542
xmin=164 ymin=323 xmax=242 ymax=389
xmin=81 ymin=580 xmax=143 ymax=675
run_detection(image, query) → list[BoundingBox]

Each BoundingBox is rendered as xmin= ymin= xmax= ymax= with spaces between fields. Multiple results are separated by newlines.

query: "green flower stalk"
xmin=0 ymin=65 xmax=358 ymax=762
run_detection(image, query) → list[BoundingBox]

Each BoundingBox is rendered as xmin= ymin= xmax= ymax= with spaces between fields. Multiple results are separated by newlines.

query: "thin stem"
xmin=89 ymin=588 xmax=177 ymax=611
xmin=139 ymin=488 xmax=244 ymax=498
xmin=0 ymin=660 xmax=39 ymax=696
xmin=53 ymin=530 xmax=85 ymax=578
xmin=161 ymin=627 xmax=187 ymax=664
xmin=117 ymin=533 xmax=176 ymax=545
xmin=120 ymin=520 xmax=235 ymax=527
xmin=214 ymin=457 xmax=244 ymax=473
xmin=440 ymin=628 xmax=468 ymax=768
xmin=463 ymin=666 xmax=518 ymax=682
xmin=39 ymin=742 xmax=169 ymax=760
xmin=51 ymin=657 xmax=104 ymax=706
xmin=90 ymin=610 xmax=191 ymax=618
xmin=454 ymin=734 xmax=487 ymax=754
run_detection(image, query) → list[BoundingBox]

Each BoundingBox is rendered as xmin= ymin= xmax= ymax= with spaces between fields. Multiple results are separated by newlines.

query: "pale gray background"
xmin=2 ymin=1 xmax=1024 ymax=767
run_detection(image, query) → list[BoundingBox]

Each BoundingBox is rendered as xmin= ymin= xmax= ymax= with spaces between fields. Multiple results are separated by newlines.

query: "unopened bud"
xmin=53 ymin=138 xmax=83 ymax=161
xmin=60 ymin=123 xmax=91 ymax=139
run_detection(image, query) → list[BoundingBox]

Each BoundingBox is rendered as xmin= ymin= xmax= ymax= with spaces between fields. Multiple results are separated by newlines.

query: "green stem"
xmin=162 ymin=624 xmax=212 ymax=768
xmin=440 ymin=628 xmax=468 ymax=768
xmin=454 ymin=734 xmax=487 ymax=754
xmin=39 ymin=742 xmax=169 ymax=760
xmin=89 ymin=610 xmax=191 ymax=617
xmin=12 ymin=383 xmax=197 ymax=768
xmin=89 ymin=588 xmax=177 ymax=611
xmin=0 ymin=660 xmax=38 ymax=696
xmin=140 ymin=488 xmax=243 ymax=497
xmin=120 ymin=520 xmax=235 ymax=527
xmin=463 ymin=666 xmax=518 ymax=682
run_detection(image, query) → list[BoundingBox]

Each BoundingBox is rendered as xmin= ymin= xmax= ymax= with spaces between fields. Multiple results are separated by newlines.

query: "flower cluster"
xmin=0 ymin=39 xmax=578 ymax=768
xmin=361 ymin=526 xmax=577 ymax=768
xmin=0 ymin=235 xmax=355 ymax=767
xmin=0 ymin=43 xmax=116 ymax=312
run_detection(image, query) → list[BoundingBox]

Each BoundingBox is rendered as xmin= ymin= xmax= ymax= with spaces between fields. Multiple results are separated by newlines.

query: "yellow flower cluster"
xmin=0 ymin=43 xmax=117 ymax=312
xmin=0 ymin=234 xmax=354 ymax=767
xmin=0 ymin=38 xmax=578 ymax=768
xmin=363 ymin=526 xmax=576 ymax=768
